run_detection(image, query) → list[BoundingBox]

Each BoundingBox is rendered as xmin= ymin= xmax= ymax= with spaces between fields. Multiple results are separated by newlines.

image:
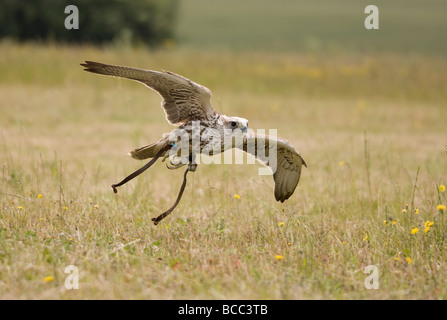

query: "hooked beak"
xmin=240 ymin=125 xmax=248 ymax=132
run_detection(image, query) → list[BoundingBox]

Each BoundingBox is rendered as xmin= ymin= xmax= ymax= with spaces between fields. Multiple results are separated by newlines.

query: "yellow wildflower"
xmin=279 ymin=222 xmax=285 ymax=227
xmin=424 ymin=221 xmax=434 ymax=228
xmin=275 ymin=255 xmax=284 ymax=261
xmin=363 ymin=235 xmax=369 ymax=241
xmin=233 ymin=194 xmax=240 ymax=199
xmin=391 ymin=220 xmax=397 ymax=225
xmin=94 ymin=204 xmax=98 ymax=209
xmin=437 ymin=204 xmax=446 ymax=212
xmin=414 ymin=207 xmax=419 ymax=214
xmin=406 ymin=257 xmax=412 ymax=264
xmin=37 ymin=194 xmax=43 ymax=199
xmin=393 ymin=256 xmax=400 ymax=261
xmin=63 ymin=206 xmax=68 ymax=210
xmin=17 ymin=206 xmax=23 ymax=210
xmin=339 ymin=161 xmax=345 ymax=166
xmin=383 ymin=220 xmax=389 ymax=226
xmin=439 ymin=185 xmax=446 ymax=193
xmin=410 ymin=228 xmax=419 ymax=235
xmin=424 ymin=227 xmax=430 ymax=234
xmin=44 ymin=276 xmax=54 ymax=282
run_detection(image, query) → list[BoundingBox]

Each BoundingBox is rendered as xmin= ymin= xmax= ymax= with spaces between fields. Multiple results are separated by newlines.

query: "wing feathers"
xmin=81 ymin=61 xmax=215 ymax=126
xmin=240 ymin=134 xmax=306 ymax=202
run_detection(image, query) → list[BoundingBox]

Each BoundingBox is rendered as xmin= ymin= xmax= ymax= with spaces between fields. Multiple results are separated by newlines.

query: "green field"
xmin=1 ymin=1 xmax=447 ymax=299
xmin=177 ymin=0 xmax=447 ymax=55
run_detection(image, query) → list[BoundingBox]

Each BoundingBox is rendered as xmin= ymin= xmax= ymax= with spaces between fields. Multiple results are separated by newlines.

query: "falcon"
xmin=81 ymin=61 xmax=307 ymax=224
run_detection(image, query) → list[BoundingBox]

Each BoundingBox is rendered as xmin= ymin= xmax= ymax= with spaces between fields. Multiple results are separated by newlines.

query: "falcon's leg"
xmin=188 ymin=153 xmax=197 ymax=171
xmin=152 ymin=154 xmax=197 ymax=225
xmin=166 ymin=161 xmax=186 ymax=170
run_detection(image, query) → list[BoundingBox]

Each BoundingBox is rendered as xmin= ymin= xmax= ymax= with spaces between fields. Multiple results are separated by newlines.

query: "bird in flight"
xmin=81 ymin=61 xmax=307 ymax=224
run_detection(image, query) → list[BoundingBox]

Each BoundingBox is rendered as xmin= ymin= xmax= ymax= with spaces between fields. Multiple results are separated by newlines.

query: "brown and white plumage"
xmin=81 ymin=61 xmax=306 ymax=203
xmin=81 ymin=61 xmax=215 ymax=126
xmin=240 ymin=134 xmax=307 ymax=202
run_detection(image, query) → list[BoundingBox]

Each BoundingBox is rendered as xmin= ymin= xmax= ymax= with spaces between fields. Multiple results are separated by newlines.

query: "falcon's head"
xmin=220 ymin=115 xmax=249 ymax=150
xmin=221 ymin=116 xmax=248 ymax=133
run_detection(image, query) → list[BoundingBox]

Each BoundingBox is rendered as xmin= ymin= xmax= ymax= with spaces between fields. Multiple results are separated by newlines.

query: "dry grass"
xmin=0 ymin=42 xmax=446 ymax=299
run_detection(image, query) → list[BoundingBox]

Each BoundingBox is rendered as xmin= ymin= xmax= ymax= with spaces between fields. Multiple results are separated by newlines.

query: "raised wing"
xmin=240 ymin=133 xmax=307 ymax=202
xmin=81 ymin=61 xmax=215 ymax=126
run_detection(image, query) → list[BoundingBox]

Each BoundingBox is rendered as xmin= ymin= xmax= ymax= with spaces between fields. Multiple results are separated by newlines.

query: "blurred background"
xmin=0 ymin=0 xmax=447 ymax=55
xmin=1 ymin=0 xmax=446 ymax=54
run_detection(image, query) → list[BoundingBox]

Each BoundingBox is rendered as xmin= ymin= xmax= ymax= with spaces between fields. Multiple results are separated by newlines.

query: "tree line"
xmin=0 ymin=0 xmax=179 ymax=46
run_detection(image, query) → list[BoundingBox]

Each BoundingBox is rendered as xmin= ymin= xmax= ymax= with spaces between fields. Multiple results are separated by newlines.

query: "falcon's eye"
xmin=230 ymin=121 xmax=237 ymax=127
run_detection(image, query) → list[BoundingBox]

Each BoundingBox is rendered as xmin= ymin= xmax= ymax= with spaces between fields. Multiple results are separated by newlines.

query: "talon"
xmin=166 ymin=162 xmax=186 ymax=170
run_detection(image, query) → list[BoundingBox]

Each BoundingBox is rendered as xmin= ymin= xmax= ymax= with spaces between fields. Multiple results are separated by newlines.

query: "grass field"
xmin=1 ymin=0 xmax=447 ymax=300
xmin=0 ymin=42 xmax=446 ymax=299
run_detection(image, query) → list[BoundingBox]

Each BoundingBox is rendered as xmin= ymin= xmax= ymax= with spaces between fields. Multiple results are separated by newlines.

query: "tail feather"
xmin=129 ymin=138 xmax=170 ymax=160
